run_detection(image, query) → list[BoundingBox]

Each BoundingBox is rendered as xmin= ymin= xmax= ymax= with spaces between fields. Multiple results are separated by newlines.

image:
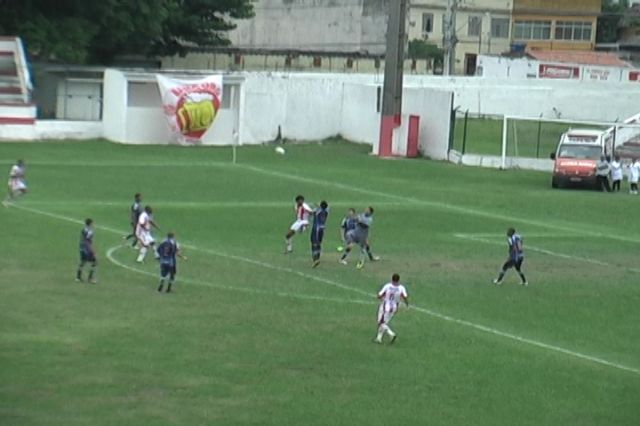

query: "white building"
xmin=408 ymin=0 xmax=513 ymax=74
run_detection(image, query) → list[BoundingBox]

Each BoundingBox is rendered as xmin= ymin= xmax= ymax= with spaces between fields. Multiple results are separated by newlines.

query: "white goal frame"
xmin=500 ymin=114 xmax=640 ymax=169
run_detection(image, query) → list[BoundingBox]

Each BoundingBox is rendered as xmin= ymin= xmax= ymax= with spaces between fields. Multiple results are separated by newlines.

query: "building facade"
xmin=512 ymin=0 xmax=600 ymax=51
xmin=408 ymin=1 xmax=513 ymax=75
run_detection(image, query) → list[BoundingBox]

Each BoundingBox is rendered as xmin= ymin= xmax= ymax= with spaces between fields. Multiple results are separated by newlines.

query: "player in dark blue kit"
xmin=157 ymin=232 xmax=187 ymax=293
xmin=123 ymin=193 xmax=142 ymax=247
xmin=311 ymin=201 xmax=329 ymax=268
xmin=493 ymin=227 xmax=528 ymax=286
xmin=338 ymin=208 xmax=357 ymax=252
xmin=76 ymin=218 xmax=97 ymax=284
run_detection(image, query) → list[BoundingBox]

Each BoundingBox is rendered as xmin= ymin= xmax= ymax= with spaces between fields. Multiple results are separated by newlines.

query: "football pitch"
xmin=1 ymin=139 xmax=639 ymax=425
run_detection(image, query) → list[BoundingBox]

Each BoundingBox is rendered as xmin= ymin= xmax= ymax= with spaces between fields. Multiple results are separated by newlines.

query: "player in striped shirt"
xmin=493 ymin=227 xmax=528 ymax=286
xmin=374 ymin=273 xmax=409 ymax=344
xmin=135 ymin=205 xmax=160 ymax=263
xmin=123 ymin=193 xmax=142 ymax=247
xmin=3 ymin=159 xmax=27 ymax=206
xmin=284 ymin=195 xmax=313 ymax=254
xmin=310 ymin=201 xmax=329 ymax=267
xmin=76 ymin=218 xmax=97 ymax=284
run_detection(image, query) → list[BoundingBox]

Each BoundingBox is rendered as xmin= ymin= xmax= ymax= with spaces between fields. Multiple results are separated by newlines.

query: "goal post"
xmin=500 ymin=115 xmax=640 ymax=169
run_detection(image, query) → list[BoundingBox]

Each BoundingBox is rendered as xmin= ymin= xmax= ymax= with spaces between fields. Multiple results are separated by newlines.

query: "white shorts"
xmin=377 ymin=303 xmax=397 ymax=326
xmin=136 ymin=228 xmax=154 ymax=247
xmin=9 ymin=179 xmax=26 ymax=192
xmin=289 ymin=219 xmax=309 ymax=233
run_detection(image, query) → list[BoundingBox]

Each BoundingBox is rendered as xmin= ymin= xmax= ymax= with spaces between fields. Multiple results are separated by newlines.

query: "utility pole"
xmin=443 ymin=0 xmax=458 ymax=76
xmin=378 ymin=0 xmax=408 ymax=157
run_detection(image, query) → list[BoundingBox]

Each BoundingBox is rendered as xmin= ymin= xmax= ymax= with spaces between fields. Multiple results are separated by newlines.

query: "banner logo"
xmin=156 ymin=75 xmax=223 ymax=143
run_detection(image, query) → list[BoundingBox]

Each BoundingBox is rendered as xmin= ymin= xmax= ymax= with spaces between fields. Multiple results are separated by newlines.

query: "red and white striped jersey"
xmin=295 ymin=202 xmax=313 ymax=221
xmin=138 ymin=211 xmax=151 ymax=231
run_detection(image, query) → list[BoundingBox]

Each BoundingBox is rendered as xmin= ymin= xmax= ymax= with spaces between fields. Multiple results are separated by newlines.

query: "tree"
xmin=0 ymin=0 xmax=254 ymax=64
xmin=597 ymin=0 xmax=629 ymax=43
xmin=408 ymin=39 xmax=444 ymax=66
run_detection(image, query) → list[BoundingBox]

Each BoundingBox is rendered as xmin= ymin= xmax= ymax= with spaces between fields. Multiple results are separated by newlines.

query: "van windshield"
xmin=557 ymin=144 xmax=602 ymax=159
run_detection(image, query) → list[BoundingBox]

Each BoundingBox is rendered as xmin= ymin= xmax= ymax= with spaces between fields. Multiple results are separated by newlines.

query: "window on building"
xmin=422 ymin=13 xmax=433 ymax=35
xmin=468 ymin=16 xmax=482 ymax=37
xmin=491 ymin=18 xmax=510 ymax=38
xmin=555 ymin=21 xmax=592 ymax=41
xmin=513 ymin=20 xmax=551 ymax=40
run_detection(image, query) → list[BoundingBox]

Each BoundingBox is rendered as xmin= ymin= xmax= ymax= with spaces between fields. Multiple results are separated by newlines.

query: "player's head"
xmin=391 ymin=273 xmax=400 ymax=283
xmin=615 ymin=155 xmax=621 ymax=162
xmin=167 ymin=231 xmax=175 ymax=239
xmin=365 ymin=206 xmax=374 ymax=216
xmin=17 ymin=159 xmax=24 ymax=166
xmin=347 ymin=208 xmax=356 ymax=216
xmin=507 ymin=227 xmax=515 ymax=237
xmin=85 ymin=218 xmax=93 ymax=226
xmin=295 ymin=195 xmax=304 ymax=205
xmin=134 ymin=193 xmax=141 ymax=201
xmin=320 ymin=200 xmax=328 ymax=210
xmin=145 ymin=205 xmax=153 ymax=214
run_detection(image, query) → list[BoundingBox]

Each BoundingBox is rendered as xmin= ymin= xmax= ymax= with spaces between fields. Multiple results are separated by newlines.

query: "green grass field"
xmin=452 ymin=117 xmax=610 ymax=158
xmin=1 ymin=139 xmax=639 ymax=425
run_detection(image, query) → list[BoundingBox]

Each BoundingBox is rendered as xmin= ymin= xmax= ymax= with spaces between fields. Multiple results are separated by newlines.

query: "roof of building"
xmin=526 ymin=50 xmax=630 ymax=67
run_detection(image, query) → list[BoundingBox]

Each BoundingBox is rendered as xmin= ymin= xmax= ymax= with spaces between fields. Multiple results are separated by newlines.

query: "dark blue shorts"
xmin=310 ymin=228 xmax=324 ymax=245
xmin=160 ymin=263 xmax=176 ymax=279
xmin=80 ymin=250 xmax=96 ymax=263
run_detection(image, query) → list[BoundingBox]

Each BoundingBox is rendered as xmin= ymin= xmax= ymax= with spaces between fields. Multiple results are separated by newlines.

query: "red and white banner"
xmin=156 ymin=74 xmax=223 ymax=144
xmin=539 ymin=64 xmax=580 ymax=79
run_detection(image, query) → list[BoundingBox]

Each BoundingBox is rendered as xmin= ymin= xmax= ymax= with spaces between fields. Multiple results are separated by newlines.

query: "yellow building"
xmin=512 ymin=0 xmax=600 ymax=50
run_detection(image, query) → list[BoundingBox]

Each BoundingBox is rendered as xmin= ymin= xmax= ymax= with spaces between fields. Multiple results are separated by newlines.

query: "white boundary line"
xmin=455 ymin=233 xmax=640 ymax=273
xmin=236 ymin=163 xmax=640 ymax=244
xmin=8 ymin=202 xmax=640 ymax=376
xmin=106 ymin=245 xmax=372 ymax=307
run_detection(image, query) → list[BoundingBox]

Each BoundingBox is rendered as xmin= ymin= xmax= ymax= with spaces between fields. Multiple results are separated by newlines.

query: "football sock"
xmin=76 ymin=267 xmax=82 ymax=280
xmin=88 ymin=268 xmax=95 ymax=281
xmin=376 ymin=326 xmax=385 ymax=342
xmin=167 ymin=281 xmax=173 ymax=292
xmin=340 ymin=248 xmax=351 ymax=260
xmin=496 ymin=271 xmax=505 ymax=282
xmin=365 ymin=245 xmax=374 ymax=260
xmin=137 ymin=247 xmax=148 ymax=262
xmin=386 ymin=327 xmax=396 ymax=338
xmin=158 ymin=280 xmax=164 ymax=292
xmin=518 ymin=272 xmax=527 ymax=283
xmin=152 ymin=244 xmax=159 ymax=259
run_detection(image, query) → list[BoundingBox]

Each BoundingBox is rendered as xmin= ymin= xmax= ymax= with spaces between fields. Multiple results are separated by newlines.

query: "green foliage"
xmin=0 ymin=0 xmax=254 ymax=64
xmin=407 ymin=39 xmax=444 ymax=63
xmin=597 ymin=0 xmax=629 ymax=43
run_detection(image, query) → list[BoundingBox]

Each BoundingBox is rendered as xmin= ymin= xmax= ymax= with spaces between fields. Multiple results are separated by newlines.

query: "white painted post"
xmin=501 ymin=115 xmax=508 ymax=170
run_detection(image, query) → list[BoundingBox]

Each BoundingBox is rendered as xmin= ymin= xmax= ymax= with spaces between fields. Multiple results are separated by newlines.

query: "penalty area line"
xmin=8 ymin=202 xmax=640 ymax=377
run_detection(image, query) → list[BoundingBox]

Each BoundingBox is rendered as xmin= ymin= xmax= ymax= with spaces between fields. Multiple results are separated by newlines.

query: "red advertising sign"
xmin=539 ymin=64 xmax=580 ymax=79
xmin=629 ymin=71 xmax=640 ymax=82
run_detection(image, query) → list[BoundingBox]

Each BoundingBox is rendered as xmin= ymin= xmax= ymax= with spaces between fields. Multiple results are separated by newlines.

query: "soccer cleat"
xmin=493 ymin=278 xmax=502 ymax=285
xmin=521 ymin=281 xmax=529 ymax=286
xmin=339 ymin=259 xmax=347 ymax=265
xmin=372 ymin=338 xmax=382 ymax=344
xmin=89 ymin=279 xmax=97 ymax=284
xmin=75 ymin=277 xmax=83 ymax=283
xmin=312 ymin=259 xmax=320 ymax=268
xmin=372 ymin=256 xmax=381 ymax=261
xmin=389 ymin=335 xmax=397 ymax=345
xmin=356 ymin=260 xmax=364 ymax=269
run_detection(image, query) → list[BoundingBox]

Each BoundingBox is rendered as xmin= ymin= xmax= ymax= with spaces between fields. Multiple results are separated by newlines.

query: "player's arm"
xmin=377 ymin=285 xmax=387 ymax=300
xmin=402 ymin=294 xmax=409 ymax=307
xmin=150 ymin=219 xmax=160 ymax=230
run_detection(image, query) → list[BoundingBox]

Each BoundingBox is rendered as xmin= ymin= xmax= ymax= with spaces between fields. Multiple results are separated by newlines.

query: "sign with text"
xmin=539 ymin=64 xmax=580 ymax=79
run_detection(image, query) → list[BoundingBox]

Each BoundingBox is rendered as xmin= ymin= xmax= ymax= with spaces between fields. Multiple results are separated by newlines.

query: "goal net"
xmin=500 ymin=115 xmax=640 ymax=169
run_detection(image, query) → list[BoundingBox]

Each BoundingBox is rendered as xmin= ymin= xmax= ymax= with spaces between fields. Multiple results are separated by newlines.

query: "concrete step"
xmin=0 ymin=101 xmax=36 ymax=125
xmin=0 ymin=86 xmax=22 ymax=94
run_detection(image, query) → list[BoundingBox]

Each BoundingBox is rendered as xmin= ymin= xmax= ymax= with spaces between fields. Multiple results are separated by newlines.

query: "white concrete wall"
xmin=0 ymin=120 xmax=102 ymax=141
xmin=229 ymin=0 xmax=387 ymax=54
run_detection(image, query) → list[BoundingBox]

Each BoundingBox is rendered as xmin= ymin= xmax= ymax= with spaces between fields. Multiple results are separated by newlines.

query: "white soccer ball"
xmin=275 ymin=146 xmax=286 ymax=155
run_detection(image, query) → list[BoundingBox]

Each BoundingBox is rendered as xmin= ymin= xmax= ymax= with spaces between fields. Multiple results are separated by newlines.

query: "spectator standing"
xmin=595 ymin=155 xmax=611 ymax=192
xmin=610 ymin=155 xmax=623 ymax=192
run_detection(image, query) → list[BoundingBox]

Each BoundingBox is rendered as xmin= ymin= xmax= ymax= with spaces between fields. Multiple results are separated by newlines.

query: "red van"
xmin=550 ymin=129 xmax=606 ymax=188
